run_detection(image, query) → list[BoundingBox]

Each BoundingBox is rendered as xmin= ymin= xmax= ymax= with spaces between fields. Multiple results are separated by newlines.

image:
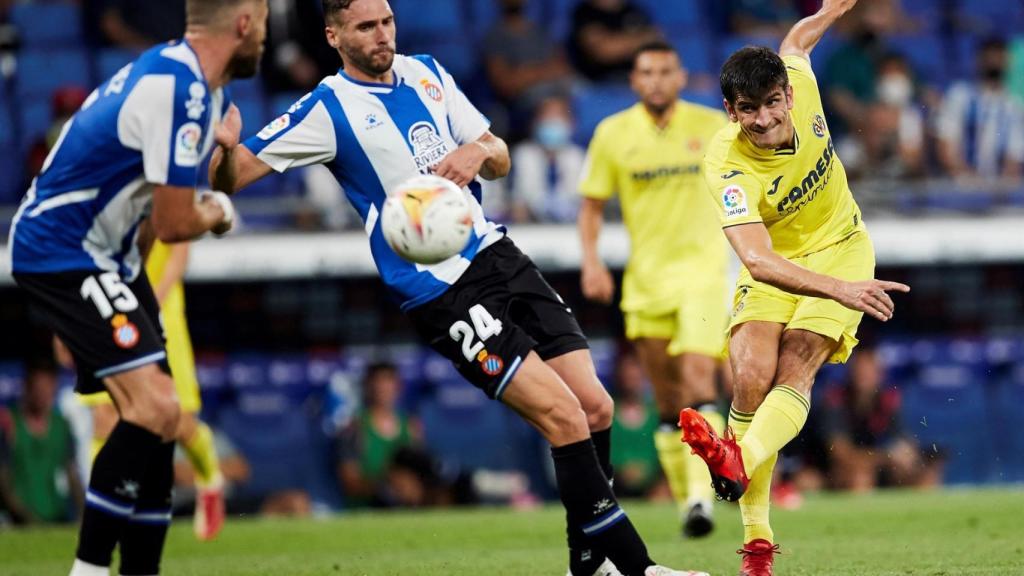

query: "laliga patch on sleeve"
xmin=174 ymin=122 xmax=203 ymax=167
xmin=722 ymin=185 xmax=749 ymax=219
xmin=258 ymin=114 xmax=291 ymax=140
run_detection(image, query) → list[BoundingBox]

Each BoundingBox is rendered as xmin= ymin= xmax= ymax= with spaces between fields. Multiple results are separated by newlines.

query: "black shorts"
xmin=14 ymin=270 xmax=170 ymax=394
xmin=407 ymin=237 xmax=588 ymax=400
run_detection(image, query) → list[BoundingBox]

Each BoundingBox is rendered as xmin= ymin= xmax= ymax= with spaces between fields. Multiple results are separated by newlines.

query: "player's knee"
xmin=541 ymin=396 xmax=589 ymax=444
xmin=585 ymin=392 xmax=614 ymax=431
xmin=119 ymin=375 xmax=180 ymax=440
xmin=731 ymin=361 xmax=774 ymax=410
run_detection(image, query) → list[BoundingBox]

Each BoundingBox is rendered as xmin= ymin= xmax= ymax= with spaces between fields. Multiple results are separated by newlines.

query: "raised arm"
xmin=725 ymin=222 xmax=909 ymax=322
xmin=779 ymin=0 xmax=859 ymax=61
xmin=209 ymin=104 xmax=273 ymax=194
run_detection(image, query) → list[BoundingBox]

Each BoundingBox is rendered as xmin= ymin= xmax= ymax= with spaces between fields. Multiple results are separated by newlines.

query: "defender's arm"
xmin=577 ymin=197 xmax=614 ymax=304
xmin=150 ymin=186 xmax=232 ymax=243
xmin=724 ymin=222 xmax=909 ymax=322
xmin=779 ymin=0 xmax=859 ymax=61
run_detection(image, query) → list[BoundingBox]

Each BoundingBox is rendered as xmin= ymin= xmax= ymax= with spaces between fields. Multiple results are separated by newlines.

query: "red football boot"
xmin=677 ymin=408 xmax=749 ymax=502
xmin=737 ymin=539 xmax=780 ymax=576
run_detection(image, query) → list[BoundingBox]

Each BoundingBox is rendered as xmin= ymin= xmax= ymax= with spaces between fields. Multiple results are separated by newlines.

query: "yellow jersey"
xmin=703 ymin=55 xmax=865 ymax=258
xmin=144 ymin=240 xmax=184 ymax=316
xmin=579 ymin=100 xmax=729 ymax=314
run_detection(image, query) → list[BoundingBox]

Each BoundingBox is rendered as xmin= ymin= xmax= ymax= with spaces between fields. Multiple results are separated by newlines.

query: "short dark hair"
xmin=720 ymin=45 xmax=789 ymax=104
xmin=322 ymin=0 xmax=357 ymax=23
xmin=633 ymin=39 xmax=679 ymax=68
xmin=186 ymin=0 xmax=257 ymax=27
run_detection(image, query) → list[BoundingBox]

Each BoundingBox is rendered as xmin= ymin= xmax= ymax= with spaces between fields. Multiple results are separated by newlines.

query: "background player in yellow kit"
xmin=676 ymin=1 xmax=911 ymax=574
xmin=578 ymin=41 xmax=730 ymax=538
xmin=80 ymin=240 xmax=225 ymax=541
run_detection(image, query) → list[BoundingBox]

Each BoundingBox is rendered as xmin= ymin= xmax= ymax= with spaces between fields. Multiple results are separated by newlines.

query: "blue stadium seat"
xmin=10 ymin=2 xmax=84 ymax=48
xmin=0 ymin=145 xmax=25 ymax=204
xmin=231 ymin=95 xmax=269 ymax=136
xmin=885 ymin=34 xmax=950 ymax=86
xmin=989 ymin=362 xmax=1024 ymax=482
xmin=392 ymin=0 xmax=463 ymax=35
xmin=900 ymin=0 xmax=945 ymax=32
xmin=718 ymin=34 xmax=782 ymax=65
xmin=425 ymin=38 xmax=476 ymax=82
xmin=0 ymin=362 xmax=24 ymax=406
xmin=637 ymin=0 xmax=705 ymax=30
xmin=95 ymin=48 xmax=141 ymax=84
xmin=16 ymin=49 xmax=93 ymax=100
xmin=572 ymin=84 xmax=637 ymax=143
xmin=901 ymin=363 xmax=993 ymax=484
xmin=17 ymin=99 xmax=52 ymax=152
xmin=673 ymin=32 xmax=715 ymax=75
xmin=420 ymin=395 xmax=523 ymax=471
xmin=955 ymin=0 xmax=1024 ymax=36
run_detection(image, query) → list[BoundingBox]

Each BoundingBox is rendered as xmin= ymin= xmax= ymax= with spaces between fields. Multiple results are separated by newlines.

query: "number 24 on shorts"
xmin=449 ymin=304 xmax=503 ymax=362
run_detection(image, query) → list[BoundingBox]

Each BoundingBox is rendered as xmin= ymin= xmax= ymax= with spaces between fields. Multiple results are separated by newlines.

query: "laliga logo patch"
xmin=420 ymin=78 xmax=443 ymax=102
xmin=111 ymin=314 xmax=140 ymax=349
xmin=174 ymin=122 xmax=202 ymax=167
xmin=723 ymin=185 xmax=749 ymax=219
xmin=812 ymin=114 xmax=827 ymax=138
xmin=478 ymin=351 xmax=504 ymax=376
xmin=258 ymin=114 xmax=291 ymax=140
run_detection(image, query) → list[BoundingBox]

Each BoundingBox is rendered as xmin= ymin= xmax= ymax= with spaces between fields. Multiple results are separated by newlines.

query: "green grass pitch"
xmin=2 ymin=488 xmax=1021 ymax=575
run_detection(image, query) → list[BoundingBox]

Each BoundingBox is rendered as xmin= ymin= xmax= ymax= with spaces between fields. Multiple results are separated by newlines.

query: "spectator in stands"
xmin=98 ymin=0 xmax=187 ymax=50
xmin=26 ymin=86 xmax=89 ymax=180
xmin=609 ymin=348 xmax=664 ymax=499
xmin=838 ymin=53 xmax=926 ymax=179
xmin=568 ymin=0 xmax=660 ymax=83
xmin=818 ymin=347 xmax=943 ymax=492
xmin=936 ymin=38 xmax=1024 ymax=183
xmin=0 ymin=356 xmax=84 ymax=525
xmin=482 ymin=0 xmax=572 ymax=140
xmin=508 ymin=96 xmax=586 ymax=223
xmin=822 ymin=6 xmax=889 ymax=137
xmin=261 ymin=0 xmax=340 ymax=93
xmin=727 ymin=0 xmax=799 ymax=36
xmin=335 ymin=362 xmax=423 ymax=507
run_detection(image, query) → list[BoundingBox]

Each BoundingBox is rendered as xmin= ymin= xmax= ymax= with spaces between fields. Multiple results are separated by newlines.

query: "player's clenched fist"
xmin=836 ymin=279 xmax=911 ymax=322
xmin=581 ymin=260 xmax=615 ymax=304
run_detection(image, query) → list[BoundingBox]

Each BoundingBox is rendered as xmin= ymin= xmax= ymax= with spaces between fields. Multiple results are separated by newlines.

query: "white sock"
xmin=69 ymin=559 xmax=109 ymax=576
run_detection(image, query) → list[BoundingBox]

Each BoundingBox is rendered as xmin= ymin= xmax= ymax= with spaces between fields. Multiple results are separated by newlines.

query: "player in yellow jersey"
xmin=578 ymin=41 xmax=730 ymax=538
xmin=676 ymin=1 xmax=911 ymax=574
xmin=79 ymin=240 xmax=225 ymax=541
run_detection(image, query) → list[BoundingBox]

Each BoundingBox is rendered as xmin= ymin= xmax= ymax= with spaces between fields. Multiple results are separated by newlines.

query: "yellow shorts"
xmin=625 ymin=288 xmax=729 ymax=358
xmin=79 ymin=308 xmax=201 ymax=413
xmin=729 ymin=231 xmax=875 ymax=364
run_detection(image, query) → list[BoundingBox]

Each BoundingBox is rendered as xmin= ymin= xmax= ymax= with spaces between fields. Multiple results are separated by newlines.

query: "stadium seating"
xmin=15 ymin=49 xmax=92 ymax=100
xmin=885 ymin=34 xmax=951 ymax=87
xmin=571 ymin=84 xmax=636 ymax=143
xmin=95 ymin=48 xmax=142 ymax=84
xmin=0 ymin=361 xmax=24 ymax=406
xmin=9 ymin=2 xmax=84 ymax=48
xmin=636 ymin=0 xmax=706 ymax=31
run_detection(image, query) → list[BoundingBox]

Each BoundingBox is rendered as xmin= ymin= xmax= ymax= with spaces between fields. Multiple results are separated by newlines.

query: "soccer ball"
xmin=381 ymin=174 xmax=474 ymax=265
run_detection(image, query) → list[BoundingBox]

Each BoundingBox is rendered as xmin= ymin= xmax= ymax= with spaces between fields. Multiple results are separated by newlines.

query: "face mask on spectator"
xmin=877 ymin=74 xmax=912 ymax=106
xmin=536 ymin=119 xmax=572 ymax=149
xmin=982 ymin=65 xmax=1005 ymax=82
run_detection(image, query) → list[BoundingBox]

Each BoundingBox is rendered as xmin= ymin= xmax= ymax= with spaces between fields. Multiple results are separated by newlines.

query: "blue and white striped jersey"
xmin=9 ymin=40 xmax=229 ymax=280
xmin=243 ymin=54 xmax=505 ymax=310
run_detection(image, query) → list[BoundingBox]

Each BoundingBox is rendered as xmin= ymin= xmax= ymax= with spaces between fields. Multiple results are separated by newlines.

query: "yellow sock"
xmin=182 ymin=421 xmax=222 ymax=488
xmin=730 ymin=406 xmax=776 ymax=544
xmin=89 ymin=436 xmax=105 ymax=465
xmin=654 ymin=426 xmax=689 ymax=514
xmin=684 ymin=405 xmax=724 ymax=504
xmin=739 ymin=385 xmax=809 ymax=476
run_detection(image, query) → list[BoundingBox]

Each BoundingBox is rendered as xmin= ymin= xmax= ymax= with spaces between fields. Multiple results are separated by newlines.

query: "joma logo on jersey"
xmin=777 ymin=137 xmax=835 ymax=215
xmin=408 ymin=122 xmax=449 ymax=172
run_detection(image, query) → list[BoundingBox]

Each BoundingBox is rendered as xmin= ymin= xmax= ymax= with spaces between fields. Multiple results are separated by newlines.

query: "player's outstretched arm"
xmin=578 ymin=197 xmax=615 ymax=305
xmin=779 ymin=0 xmax=858 ymax=61
xmin=725 ymin=222 xmax=910 ymax=322
xmin=209 ymin=104 xmax=273 ymax=194
xmin=433 ymin=131 xmax=510 ymax=187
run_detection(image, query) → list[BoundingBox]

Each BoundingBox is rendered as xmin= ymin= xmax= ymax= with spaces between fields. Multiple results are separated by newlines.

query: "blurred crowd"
xmin=0 ymin=0 xmax=1023 ymax=230
xmin=1 ymin=337 xmax=947 ymax=527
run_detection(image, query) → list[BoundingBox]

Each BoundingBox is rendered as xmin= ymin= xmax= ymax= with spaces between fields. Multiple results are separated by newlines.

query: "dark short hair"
xmin=720 ymin=45 xmax=789 ymax=104
xmin=186 ymin=0 xmax=258 ymax=27
xmin=364 ymin=361 xmax=398 ymax=384
xmin=633 ymin=39 xmax=679 ymax=68
xmin=323 ymin=0 xmax=358 ymax=23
